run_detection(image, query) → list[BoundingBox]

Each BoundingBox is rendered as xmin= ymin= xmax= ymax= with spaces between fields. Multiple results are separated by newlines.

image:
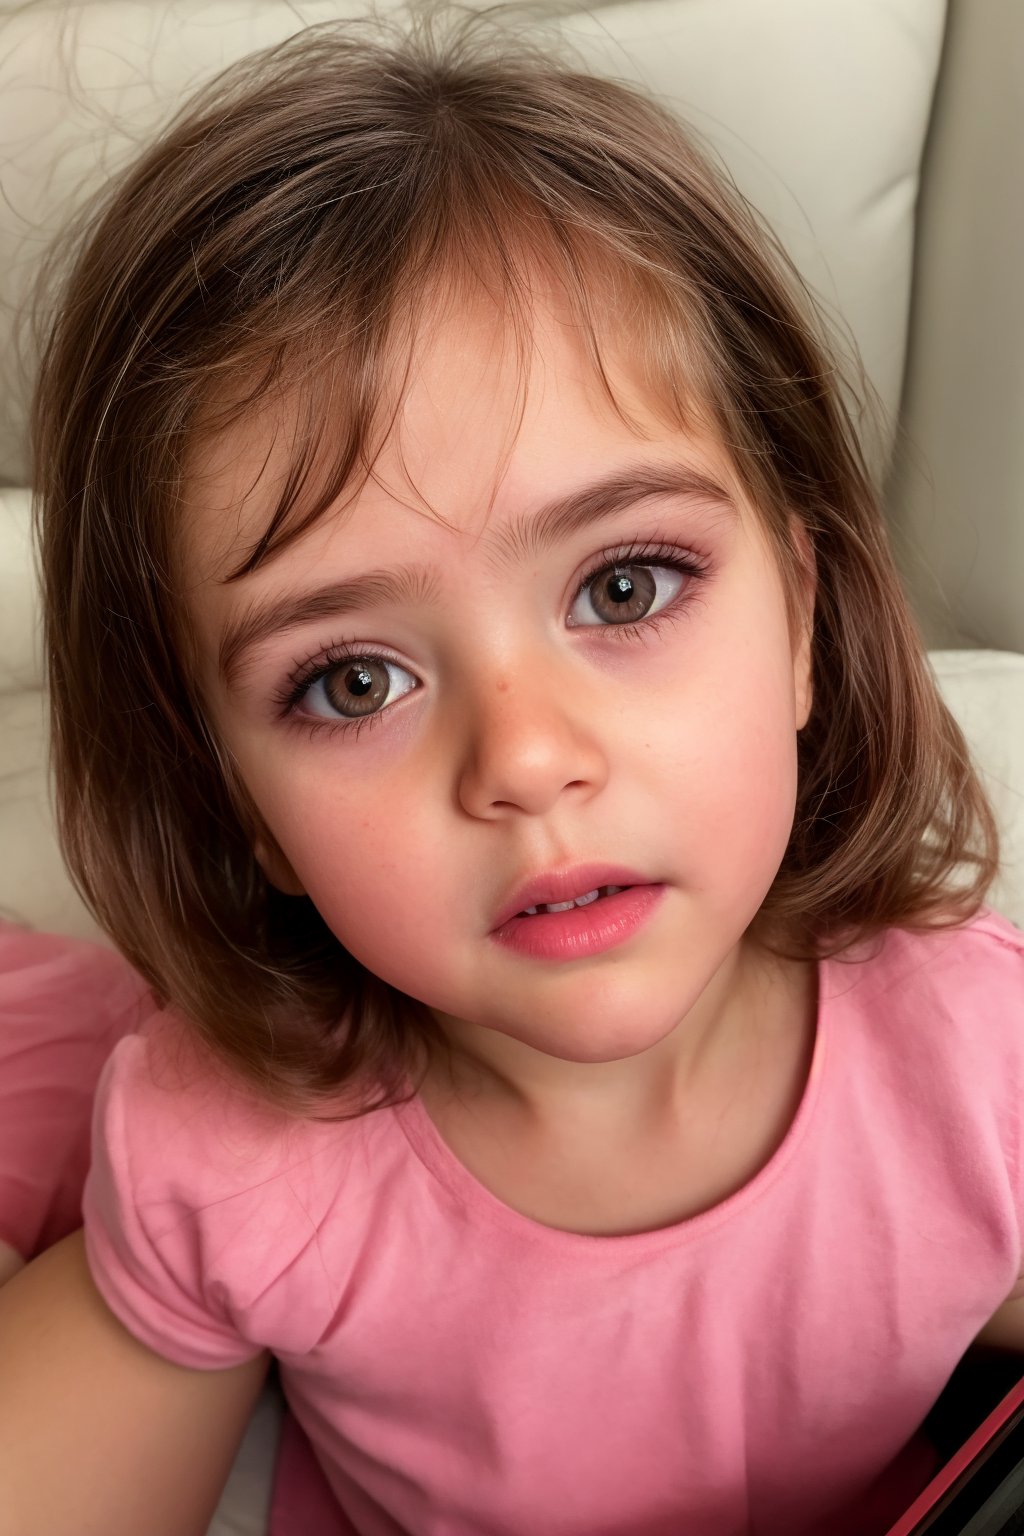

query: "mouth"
xmin=490 ymin=864 xmax=654 ymax=932
xmin=517 ymin=884 xmax=630 ymax=916
xmin=490 ymin=879 xmax=666 ymax=961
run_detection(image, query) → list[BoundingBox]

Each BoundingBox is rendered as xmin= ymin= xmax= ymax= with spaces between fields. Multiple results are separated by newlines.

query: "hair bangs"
xmin=207 ymin=209 xmax=708 ymax=586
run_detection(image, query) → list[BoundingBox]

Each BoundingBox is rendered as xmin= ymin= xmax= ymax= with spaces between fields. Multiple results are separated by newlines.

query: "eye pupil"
xmin=587 ymin=564 xmax=658 ymax=624
xmin=347 ymin=666 xmax=374 ymax=697
xmin=321 ymin=658 xmax=391 ymax=718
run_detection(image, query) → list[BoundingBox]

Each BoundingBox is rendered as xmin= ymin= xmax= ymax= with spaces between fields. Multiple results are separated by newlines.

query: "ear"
xmin=253 ymin=835 xmax=307 ymax=897
xmin=788 ymin=516 xmax=817 ymax=731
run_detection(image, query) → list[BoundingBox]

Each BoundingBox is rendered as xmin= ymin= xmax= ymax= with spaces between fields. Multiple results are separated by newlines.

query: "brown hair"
xmin=33 ymin=5 xmax=998 ymax=1116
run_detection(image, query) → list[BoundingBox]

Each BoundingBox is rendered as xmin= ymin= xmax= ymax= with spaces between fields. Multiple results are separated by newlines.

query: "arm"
xmin=0 ymin=1230 xmax=269 ymax=1536
xmin=975 ymin=1293 xmax=1024 ymax=1352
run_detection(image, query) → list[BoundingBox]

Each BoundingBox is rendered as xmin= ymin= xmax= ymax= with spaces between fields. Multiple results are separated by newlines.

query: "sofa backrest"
xmin=0 ymin=0 xmax=946 ymax=485
xmin=886 ymin=0 xmax=1024 ymax=655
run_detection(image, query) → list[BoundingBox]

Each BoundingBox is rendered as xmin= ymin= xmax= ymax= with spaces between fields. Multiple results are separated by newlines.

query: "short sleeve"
xmin=0 ymin=923 xmax=151 ymax=1259
xmin=82 ymin=1022 xmax=268 ymax=1370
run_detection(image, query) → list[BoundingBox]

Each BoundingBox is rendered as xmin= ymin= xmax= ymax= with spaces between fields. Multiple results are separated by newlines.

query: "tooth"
xmin=519 ymin=885 xmax=628 ymax=918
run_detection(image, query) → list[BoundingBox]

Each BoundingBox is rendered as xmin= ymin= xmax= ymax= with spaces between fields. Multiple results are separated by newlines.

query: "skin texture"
xmin=184 ymin=282 xmax=820 ymax=1226
xmin=0 ymin=1231 xmax=268 ymax=1536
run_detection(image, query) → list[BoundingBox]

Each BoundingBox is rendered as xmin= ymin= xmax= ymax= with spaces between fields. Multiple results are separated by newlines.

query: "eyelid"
xmin=568 ymin=537 xmax=710 ymax=612
xmin=274 ymin=535 xmax=711 ymax=735
xmin=272 ymin=638 xmax=415 ymax=720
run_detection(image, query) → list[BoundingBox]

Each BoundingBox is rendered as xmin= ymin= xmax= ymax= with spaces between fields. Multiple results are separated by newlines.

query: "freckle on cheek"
xmin=496 ymin=679 xmax=509 ymax=693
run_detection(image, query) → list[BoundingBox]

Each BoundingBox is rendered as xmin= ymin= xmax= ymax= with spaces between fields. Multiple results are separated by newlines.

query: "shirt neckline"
xmin=393 ymin=951 xmax=832 ymax=1256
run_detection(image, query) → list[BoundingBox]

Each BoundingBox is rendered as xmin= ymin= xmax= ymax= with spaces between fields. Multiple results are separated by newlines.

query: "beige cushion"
xmin=928 ymin=650 xmax=1024 ymax=928
xmin=0 ymin=0 xmax=944 ymax=484
xmin=887 ymin=0 xmax=1024 ymax=654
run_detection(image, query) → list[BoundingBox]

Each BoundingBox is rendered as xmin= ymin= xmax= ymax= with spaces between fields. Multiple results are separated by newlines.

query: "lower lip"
xmin=490 ymin=885 xmax=666 ymax=961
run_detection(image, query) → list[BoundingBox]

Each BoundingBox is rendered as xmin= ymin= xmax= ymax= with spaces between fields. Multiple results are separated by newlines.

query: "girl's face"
xmin=186 ymin=290 xmax=814 ymax=1073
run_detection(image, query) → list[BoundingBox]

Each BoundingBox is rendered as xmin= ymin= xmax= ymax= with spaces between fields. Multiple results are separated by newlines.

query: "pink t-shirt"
xmin=0 ymin=922 xmax=334 ymax=1530
xmin=81 ymin=910 xmax=1024 ymax=1536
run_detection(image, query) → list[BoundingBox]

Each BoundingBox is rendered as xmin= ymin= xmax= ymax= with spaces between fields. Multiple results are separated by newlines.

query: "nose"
xmin=455 ymin=659 xmax=609 ymax=820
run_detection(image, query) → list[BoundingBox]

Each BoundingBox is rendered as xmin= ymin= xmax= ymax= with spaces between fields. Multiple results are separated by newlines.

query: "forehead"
xmin=181 ymin=283 xmax=748 ymax=599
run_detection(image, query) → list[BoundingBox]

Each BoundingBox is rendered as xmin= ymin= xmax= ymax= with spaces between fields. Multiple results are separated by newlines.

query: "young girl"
xmin=1 ymin=9 xmax=1023 ymax=1535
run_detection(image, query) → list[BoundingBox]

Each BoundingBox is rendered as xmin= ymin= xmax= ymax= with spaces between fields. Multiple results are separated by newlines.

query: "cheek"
xmin=251 ymin=757 xmax=461 ymax=997
xmin=710 ymin=720 xmax=799 ymax=885
xmin=644 ymin=619 xmax=801 ymax=902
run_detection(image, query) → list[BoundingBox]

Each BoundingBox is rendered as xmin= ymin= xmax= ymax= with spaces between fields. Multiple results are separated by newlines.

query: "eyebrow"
xmin=218 ymin=461 xmax=736 ymax=690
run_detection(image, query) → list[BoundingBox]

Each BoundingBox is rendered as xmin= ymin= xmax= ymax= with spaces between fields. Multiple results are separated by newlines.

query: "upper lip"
xmin=491 ymin=864 xmax=653 ymax=930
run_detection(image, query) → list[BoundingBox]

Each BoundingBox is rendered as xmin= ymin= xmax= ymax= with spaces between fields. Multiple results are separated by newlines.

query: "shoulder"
xmin=96 ymin=1009 xmax=331 ymax=1207
xmin=89 ymin=1009 xmax=402 ymax=1356
xmin=823 ymin=907 xmax=1024 ymax=1096
xmin=97 ymin=1005 xmax=406 ymax=1213
xmin=830 ymin=906 xmax=1024 ymax=1009
xmin=898 ymin=905 xmax=1023 ymax=961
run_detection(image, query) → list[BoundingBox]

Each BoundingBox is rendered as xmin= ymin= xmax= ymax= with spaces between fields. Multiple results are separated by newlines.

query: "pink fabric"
xmin=0 ymin=921 xmax=335 ymax=1533
xmin=271 ymin=1412 xmax=355 ymax=1535
xmin=77 ymin=910 xmax=1024 ymax=1534
xmin=0 ymin=924 xmax=150 ymax=1259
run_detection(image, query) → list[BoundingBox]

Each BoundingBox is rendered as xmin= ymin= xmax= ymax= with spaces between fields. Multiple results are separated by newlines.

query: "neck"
xmin=424 ymin=936 xmax=790 ymax=1136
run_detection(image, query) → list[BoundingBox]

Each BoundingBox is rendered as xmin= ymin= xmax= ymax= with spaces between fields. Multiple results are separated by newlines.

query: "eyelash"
xmin=274 ymin=538 xmax=710 ymax=740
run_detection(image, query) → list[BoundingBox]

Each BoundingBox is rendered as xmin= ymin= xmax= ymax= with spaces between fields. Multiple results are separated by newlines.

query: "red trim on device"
xmin=885 ymin=1374 xmax=1024 ymax=1535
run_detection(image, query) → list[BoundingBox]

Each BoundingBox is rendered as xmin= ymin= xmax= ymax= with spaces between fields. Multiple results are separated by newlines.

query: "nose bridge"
xmin=455 ymin=637 xmax=608 ymax=819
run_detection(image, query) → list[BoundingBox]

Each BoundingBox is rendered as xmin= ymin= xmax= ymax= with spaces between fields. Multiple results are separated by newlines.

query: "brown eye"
xmin=305 ymin=657 xmax=417 ymax=721
xmin=570 ymin=563 xmax=685 ymax=627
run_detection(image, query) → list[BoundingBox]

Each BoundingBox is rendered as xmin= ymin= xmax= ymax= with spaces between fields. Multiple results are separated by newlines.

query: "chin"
xmin=512 ymin=1008 xmax=690 ymax=1065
